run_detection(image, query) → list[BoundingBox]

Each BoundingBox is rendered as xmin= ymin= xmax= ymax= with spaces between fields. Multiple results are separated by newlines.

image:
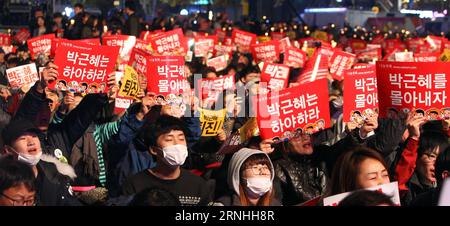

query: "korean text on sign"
xmin=257 ymin=79 xmax=330 ymax=140
xmin=377 ymin=61 xmax=450 ymax=118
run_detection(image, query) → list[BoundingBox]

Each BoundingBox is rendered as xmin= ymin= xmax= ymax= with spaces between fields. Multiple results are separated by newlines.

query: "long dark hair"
xmin=328 ymin=147 xmax=388 ymax=196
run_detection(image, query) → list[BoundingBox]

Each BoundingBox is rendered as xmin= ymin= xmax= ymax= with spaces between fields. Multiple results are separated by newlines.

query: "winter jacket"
xmin=36 ymin=154 xmax=81 ymax=206
xmin=215 ymin=148 xmax=281 ymax=206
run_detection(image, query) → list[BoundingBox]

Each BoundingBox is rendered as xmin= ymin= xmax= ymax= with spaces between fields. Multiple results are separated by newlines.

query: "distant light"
xmin=180 ymin=9 xmax=188 ymax=16
xmin=64 ymin=7 xmax=74 ymax=18
xmin=193 ymin=20 xmax=198 ymax=25
xmin=336 ymin=0 xmax=342 ymax=2
xmin=208 ymin=10 xmax=213 ymax=20
xmin=304 ymin=8 xmax=347 ymax=13
xmin=113 ymin=0 xmax=120 ymax=6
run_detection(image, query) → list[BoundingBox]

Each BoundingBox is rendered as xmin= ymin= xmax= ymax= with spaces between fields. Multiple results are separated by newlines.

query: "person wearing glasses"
xmin=215 ymin=148 xmax=281 ymax=206
xmin=0 ymin=155 xmax=36 ymax=206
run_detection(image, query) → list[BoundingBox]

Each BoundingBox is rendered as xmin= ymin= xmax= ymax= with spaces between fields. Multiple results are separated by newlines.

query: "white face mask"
xmin=10 ymin=147 xmax=42 ymax=166
xmin=161 ymin=144 xmax=188 ymax=167
xmin=245 ymin=177 xmax=272 ymax=198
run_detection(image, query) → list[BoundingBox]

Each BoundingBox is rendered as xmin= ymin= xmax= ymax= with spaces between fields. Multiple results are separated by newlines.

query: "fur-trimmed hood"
xmin=40 ymin=154 xmax=77 ymax=180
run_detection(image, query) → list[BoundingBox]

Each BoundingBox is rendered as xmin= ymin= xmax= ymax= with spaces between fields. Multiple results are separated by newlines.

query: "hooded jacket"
xmin=216 ymin=148 xmax=281 ymax=206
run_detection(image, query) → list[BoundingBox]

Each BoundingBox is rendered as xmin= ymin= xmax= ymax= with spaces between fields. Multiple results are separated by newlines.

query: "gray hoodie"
xmin=227 ymin=148 xmax=275 ymax=196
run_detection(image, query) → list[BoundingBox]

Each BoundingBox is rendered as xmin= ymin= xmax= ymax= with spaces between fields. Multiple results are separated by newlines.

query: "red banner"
xmin=198 ymin=74 xmax=235 ymax=103
xmin=283 ymin=47 xmax=306 ymax=68
xmin=6 ymin=63 xmax=39 ymax=89
xmin=231 ymin=29 xmax=257 ymax=53
xmin=149 ymin=28 xmax=187 ymax=55
xmin=194 ymin=37 xmax=216 ymax=57
xmin=343 ymin=65 xmax=378 ymax=123
xmin=260 ymin=63 xmax=290 ymax=91
xmin=348 ymin=39 xmax=367 ymax=53
xmin=257 ymin=79 xmax=330 ymax=140
xmin=414 ymin=52 xmax=439 ymax=62
xmin=384 ymin=38 xmax=406 ymax=54
xmin=27 ymin=34 xmax=55 ymax=60
xmin=251 ymin=40 xmax=280 ymax=63
xmin=329 ymin=50 xmax=356 ymax=81
xmin=147 ymin=56 xmax=189 ymax=97
xmin=356 ymin=46 xmax=382 ymax=63
xmin=377 ymin=61 xmax=450 ymax=119
xmin=407 ymin=38 xmax=426 ymax=53
xmin=102 ymin=35 xmax=136 ymax=67
xmin=0 ymin=33 xmax=11 ymax=46
xmin=52 ymin=41 xmax=120 ymax=94
xmin=140 ymin=30 xmax=162 ymax=42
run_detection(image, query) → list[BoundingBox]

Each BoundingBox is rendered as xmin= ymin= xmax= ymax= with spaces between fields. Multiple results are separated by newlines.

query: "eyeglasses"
xmin=245 ymin=165 xmax=271 ymax=176
xmin=0 ymin=193 xmax=36 ymax=206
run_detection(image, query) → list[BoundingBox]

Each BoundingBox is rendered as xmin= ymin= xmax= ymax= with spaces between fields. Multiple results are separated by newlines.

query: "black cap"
xmin=2 ymin=119 xmax=41 ymax=146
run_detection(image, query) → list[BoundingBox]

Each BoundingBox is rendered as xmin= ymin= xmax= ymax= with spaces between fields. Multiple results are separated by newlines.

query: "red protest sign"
xmin=102 ymin=35 xmax=136 ymax=67
xmin=128 ymin=48 xmax=149 ymax=75
xmin=278 ymin=37 xmax=292 ymax=53
xmin=377 ymin=61 xmax=450 ymax=119
xmin=297 ymin=51 xmax=329 ymax=85
xmin=348 ymin=38 xmax=367 ymax=53
xmin=260 ymin=63 xmax=290 ymax=91
xmin=194 ymin=37 xmax=216 ymax=57
xmin=135 ymin=39 xmax=152 ymax=54
xmin=329 ymin=50 xmax=356 ymax=81
xmin=27 ymin=34 xmax=55 ymax=60
xmin=0 ymin=33 xmax=11 ymax=46
xmin=207 ymin=55 xmax=228 ymax=72
xmin=213 ymin=44 xmax=235 ymax=57
xmin=407 ymin=38 xmax=426 ymax=53
xmin=114 ymin=95 xmax=134 ymax=114
xmin=384 ymin=38 xmax=406 ymax=54
xmin=52 ymin=41 xmax=120 ymax=94
xmin=140 ymin=30 xmax=162 ymax=42
xmin=147 ymin=56 xmax=190 ymax=97
xmin=6 ymin=63 xmax=39 ymax=89
xmin=215 ymin=28 xmax=227 ymax=42
xmin=198 ymin=74 xmax=235 ymax=103
xmin=149 ymin=28 xmax=187 ymax=56
xmin=270 ymin=32 xmax=286 ymax=40
xmin=414 ymin=52 xmax=439 ymax=62
xmin=76 ymin=38 xmax=101 ymax=46
xmin=256 ymin=79 xmax=330 ymax=140
xmin=426 ymin=35 xmax=445 ymax=53
xmin=251 ymin=40 xmax=280 ymax=63
xmin=231 ymin=29 xmax=257 ymax=53
xmin=356 ymin=46 xmax=382 ymax=63
xmin=343 ymin=65 xmax=378 ymax=123
xmin=14 ymin=29 xmax=30 ymax=44
xmin=283 ymin=47 xmax=306 ymax=68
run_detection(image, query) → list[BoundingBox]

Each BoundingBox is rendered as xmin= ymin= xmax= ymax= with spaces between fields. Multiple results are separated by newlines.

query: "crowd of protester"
xmin=0 ymin=1 xmax=449 ymax=207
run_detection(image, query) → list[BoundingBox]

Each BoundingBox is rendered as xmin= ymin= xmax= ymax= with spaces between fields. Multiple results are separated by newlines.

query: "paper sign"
xmin=27 ymin=34 xmax=55 ymax=60
xmin=119 ymin=65 xmax=140 ymax=98
xmin=343 ymin=65 xmax=379 ymax=124
xmin=207 ymin=55 xmax=228 ymax=72
xmin=414 ymin=52 xmax=439 ymax=62
xmin=376 ymin=61 xmax=450 ymax=119
xmin=394 ymin=52 xmax=414 ymax=62
xmin=323 ymin=182 xmax=401 ymax=206
xmin=251 ymin=40 xmax=280 ymax=63
xmin=198 ymin=74 xmax=235 ymax=103
xmin=102 ymin=35 xmax=136 ymax=69
xmin=52 ymin=41 xmax=120 ymax=94
xmin=260 ymin=63 xmax=290 ymax=91
xmin=199 ymin=108 xmax=227 ymax=137
xmin=297 ymin=51 xmax=329 ymax=85
xmin=114 ymin=95 xmax=134 ymax=114
xmin=279 ymin=37 xmax=292 ymax=53
xmin=256 ymin=79 xmax=330 ymax=140
xmin=0 ymin=33 xmax=11 ymax=46
xmin=283 ymin=47 xmax=306 ymax=68
xmin=14 ymin=29 xmax=31 ymax=44
xmin=149 ymin=28 xmax=187 ymax=56
xmin=231 ymin=29 xmax=257 ymax=53
xmin=147 ymin=55 xmax=189 ymax=98
xmin=329 ymin=50 xmax=356 ymax=81
xmin=6 ymin=63 xmax=39 ymax=89
xmin=128 ymin=48 xmax=149 ymax=75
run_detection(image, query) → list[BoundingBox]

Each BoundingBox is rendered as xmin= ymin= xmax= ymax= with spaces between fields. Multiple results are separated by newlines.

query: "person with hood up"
xmin=215 ymin=148 xmax=281 ymax=206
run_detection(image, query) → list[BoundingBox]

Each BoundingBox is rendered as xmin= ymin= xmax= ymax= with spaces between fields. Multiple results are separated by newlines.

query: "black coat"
xmin=36 ymin=159 xmax=81 ymax=206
